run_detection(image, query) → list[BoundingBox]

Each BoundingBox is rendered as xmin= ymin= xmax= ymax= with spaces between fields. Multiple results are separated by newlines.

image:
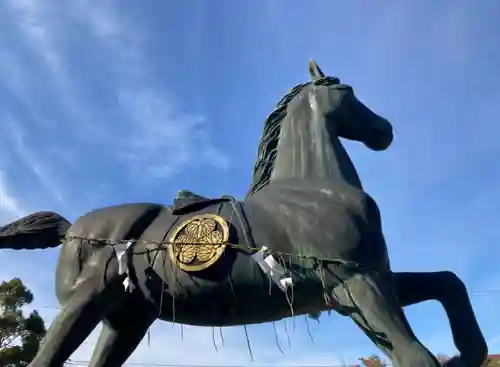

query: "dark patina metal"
xmin=0 ymin=60 xmax=487 ymax=367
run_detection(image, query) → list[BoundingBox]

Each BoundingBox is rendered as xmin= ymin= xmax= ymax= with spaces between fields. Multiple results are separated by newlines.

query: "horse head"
xmin=307 ymin=59 xmax=393 ymax=151
xmin=249 ymin=60 xmax=394 ymax=195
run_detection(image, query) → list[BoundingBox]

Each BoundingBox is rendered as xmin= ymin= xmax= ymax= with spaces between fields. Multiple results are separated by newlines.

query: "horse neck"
xmin=269 ymin=106 xmax=363 ymax=189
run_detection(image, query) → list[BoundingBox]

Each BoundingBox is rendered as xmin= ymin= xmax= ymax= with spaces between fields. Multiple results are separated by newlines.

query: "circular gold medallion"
xmin=167 ymin=214 xmax=229 ymax=272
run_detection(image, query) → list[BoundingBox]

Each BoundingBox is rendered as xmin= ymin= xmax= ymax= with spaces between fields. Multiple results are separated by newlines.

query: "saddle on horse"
xmin=172 ymin=190 xmax=232 ymax=215
xmin=171 ymin=190 xmax=295 ymax=291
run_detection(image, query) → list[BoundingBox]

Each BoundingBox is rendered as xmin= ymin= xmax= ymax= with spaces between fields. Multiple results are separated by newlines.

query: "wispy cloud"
xmin=64 ymin=0 xmax=230 ymax=179
xmin=1 ymin=0 xmax=229 ymax=191
xmin=4 ymin=0 xmax=95 ymax=133
xmin=116 ymin=89 xmax=229 ymax=178
xmin=0 ymin=172 xmax=25 ymax=221
xmin=6 ymin=118 xmax=66 ymax=205
xmin=0 ymin=0 xmax=499 ymax=364
xmin=7 ymin=0 xmax=65 ymax=78
xmin=0 ymin=1 xmax=236 ymax=364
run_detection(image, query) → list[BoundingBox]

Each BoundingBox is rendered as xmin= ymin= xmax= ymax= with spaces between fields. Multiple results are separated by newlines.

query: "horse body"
xmin=53 ymin=200 xmax=320 ymax=328
xmin=58 ymin=182 xmax=373 ymax=328
xmin=0 ymin=60 xmax=488 ymax=367
xmin=126 ymin=199 xmax=327 ymax=326
xmin=142 ymin=178 xmax=386 ymax=326
xmin=50 ymin=175 xmax=385 ymax=330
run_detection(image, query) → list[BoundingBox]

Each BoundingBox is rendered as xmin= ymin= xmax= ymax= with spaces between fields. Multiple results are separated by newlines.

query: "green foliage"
xmin=0 ymin=278 xmax=46 ymax=366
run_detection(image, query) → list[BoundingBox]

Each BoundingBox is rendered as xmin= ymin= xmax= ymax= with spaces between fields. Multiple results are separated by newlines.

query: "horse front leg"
xmin=331 ymin=269 xmax=439 ymax=367
xmin=393 ymin=271 xmax=488 ymax=367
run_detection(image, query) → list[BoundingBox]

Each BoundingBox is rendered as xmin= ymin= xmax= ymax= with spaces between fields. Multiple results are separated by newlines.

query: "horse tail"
xmin=0 ymin=211 xmax=71 ymax=250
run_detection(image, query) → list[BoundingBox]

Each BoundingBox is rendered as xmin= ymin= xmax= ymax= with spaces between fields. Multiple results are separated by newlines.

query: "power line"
xmin=66 ymin=360 xmax=349 ymax=367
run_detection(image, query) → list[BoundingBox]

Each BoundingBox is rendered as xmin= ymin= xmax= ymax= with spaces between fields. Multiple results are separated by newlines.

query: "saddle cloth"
xmin=172 ymin=190 xmax=293 ymax=291
xmin=172 ymin=190 xmax=232 ymax=215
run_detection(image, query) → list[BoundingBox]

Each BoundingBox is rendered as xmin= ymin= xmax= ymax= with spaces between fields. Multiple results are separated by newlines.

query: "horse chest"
xmin=245 ymin=182 xmax=371 ymax=260
xmin=281 ymin=191 xmax=366 ymax=241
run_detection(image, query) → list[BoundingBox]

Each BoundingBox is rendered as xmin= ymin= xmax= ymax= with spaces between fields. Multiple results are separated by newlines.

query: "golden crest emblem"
xmin=167 ymin=214 xmax=229 ymax=272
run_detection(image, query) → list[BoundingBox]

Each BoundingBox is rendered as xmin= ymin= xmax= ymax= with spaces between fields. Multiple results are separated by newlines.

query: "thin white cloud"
xmin=0 ymin=171 xmax=26 ymax=221
xmin=6 ymin=118 xmax=65 ymax=205
xmin=4 ymin=0 xmax=96 ymax=133
xmin=117 ymin=89 xmax=230 ymax=178
xmin=7 ymin=0 xmax=63 ymax=79
xmin=66 ymin=0 xmax=230 ymax=179
xmin=0 ymin=1 xmax=496 ymax=365
xmin=3 ymin=0 xmax=229 ymax=186
xmin=0 ymin=2 xmax=237 ymax=364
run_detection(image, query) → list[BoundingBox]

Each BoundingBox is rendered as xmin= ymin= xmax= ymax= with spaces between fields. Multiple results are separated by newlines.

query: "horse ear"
xmin=308 ymin=59 xmax=325 ymax=80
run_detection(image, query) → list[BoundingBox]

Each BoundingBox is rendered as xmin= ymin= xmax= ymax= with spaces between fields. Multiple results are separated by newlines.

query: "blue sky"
xmin=1 ymin=0 xmax=499 ymax=365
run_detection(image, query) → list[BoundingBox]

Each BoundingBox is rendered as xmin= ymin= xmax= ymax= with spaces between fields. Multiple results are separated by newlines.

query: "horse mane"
xmin=247 ymin=77 xmax=340 ymax=196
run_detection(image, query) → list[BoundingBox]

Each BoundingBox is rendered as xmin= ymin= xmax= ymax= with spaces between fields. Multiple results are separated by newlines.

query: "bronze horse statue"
xmin=0 ymin=60 xmax=487 ymax=367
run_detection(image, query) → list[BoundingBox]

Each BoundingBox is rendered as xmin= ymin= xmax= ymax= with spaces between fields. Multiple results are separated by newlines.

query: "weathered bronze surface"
xmin=0 ymin=60 xmax=487 ymax=367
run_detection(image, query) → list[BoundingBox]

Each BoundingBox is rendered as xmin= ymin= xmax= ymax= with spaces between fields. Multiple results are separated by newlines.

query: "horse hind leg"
xmin=28 ymin=278 xmax=125 ymax=366
xmin=29 ymin=240 xmax=125 ymax=367
xmin=87 ymin=293 xmax=157 ymax=367
xmin=394 ymin=271 xmax=488 ymax=367
xmin=331 ymin=270 xmax=440 ymax=367
xmin=28 ymin=290 xmax=109 ymax=367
